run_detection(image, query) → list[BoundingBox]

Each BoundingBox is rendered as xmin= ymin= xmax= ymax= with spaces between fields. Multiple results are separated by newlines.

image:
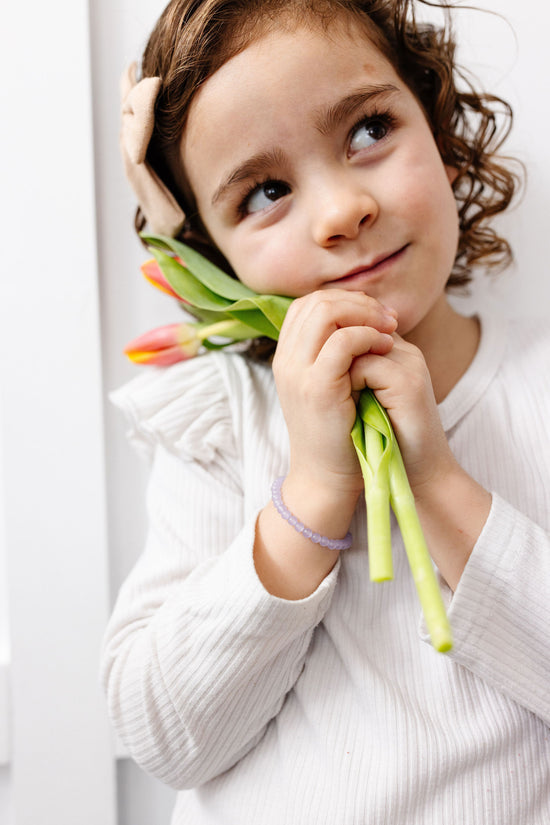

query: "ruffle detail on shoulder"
xmin=110 ymin=354 xmax=236 ymax=465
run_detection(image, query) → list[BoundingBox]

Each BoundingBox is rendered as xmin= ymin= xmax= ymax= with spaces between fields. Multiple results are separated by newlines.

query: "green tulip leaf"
xmin=143 ymin=234 xmax=259 ymax=301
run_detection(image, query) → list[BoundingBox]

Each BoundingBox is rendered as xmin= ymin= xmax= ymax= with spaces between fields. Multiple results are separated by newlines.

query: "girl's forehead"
xmin=210 ymin=5 xmax=393 ymax=69
xmin=185 ymin=20 xmax=398 ymax=132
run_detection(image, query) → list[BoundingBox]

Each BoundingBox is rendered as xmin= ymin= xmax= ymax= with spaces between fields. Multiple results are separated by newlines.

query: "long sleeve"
xmin=101 ymin=358 xmax=339 ymax=789
xmin=430 ymin=315 xmax=550 ymax=725
xmin=423 ymin=493 xmax=550 ymax=724
xmin=102 ymin=317 xmax=550 ymax=825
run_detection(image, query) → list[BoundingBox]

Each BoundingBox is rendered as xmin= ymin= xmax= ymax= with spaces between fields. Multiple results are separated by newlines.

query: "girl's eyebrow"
xmin=314 ymin=84 xmax=399 ymax=135
xmin=211 ymin=85 xmax=399 ymax=208
xmin=212 ymin=148 xmax=287 ymax=207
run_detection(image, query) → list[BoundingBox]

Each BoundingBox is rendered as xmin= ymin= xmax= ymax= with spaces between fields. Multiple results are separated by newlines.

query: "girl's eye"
xmin=243 ymin=180 xmax=291 ymax=215
xmin=349 ymin=115 xmax=393 ymax=154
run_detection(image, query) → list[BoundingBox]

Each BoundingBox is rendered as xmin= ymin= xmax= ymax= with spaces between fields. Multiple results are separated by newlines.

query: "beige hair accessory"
xmin=120 ymin=62 xmax=186 ymax=237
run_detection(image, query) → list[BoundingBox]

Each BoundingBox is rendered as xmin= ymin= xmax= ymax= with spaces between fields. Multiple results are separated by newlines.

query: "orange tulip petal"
xmin=141 ymin=259 xmax=181 ymax=299
xmin=124 ymin=323 xmax=202 ymax=366
xmin=126 ymin=346 xmax=192 ymax=366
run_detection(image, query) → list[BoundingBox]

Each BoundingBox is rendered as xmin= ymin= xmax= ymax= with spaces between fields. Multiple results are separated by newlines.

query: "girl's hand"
xmin=256 ymin=288 xmax=396 ymax=600
xmin=262 ymin=291 xmax=491 ymax=597
xmin=349 ymin=332 xmax=493 ymax=591
xmin=349 ymin=334 xmax=457 ymax=495
xmin=273 ymin=289 xmax=397 ymax=496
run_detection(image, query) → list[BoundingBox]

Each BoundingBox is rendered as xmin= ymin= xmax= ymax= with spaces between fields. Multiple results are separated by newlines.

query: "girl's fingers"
xmin=316 ymin=326 xmax=394 ymax=381
xmin=348 ymin=336 xmax=425 ymax=396
xmin=278 ymin=289 xmax=397 ymax=364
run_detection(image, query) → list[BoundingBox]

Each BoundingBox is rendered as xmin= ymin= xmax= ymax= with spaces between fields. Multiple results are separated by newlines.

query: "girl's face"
xmin=181 ymin=18 xmax=460 ymax=337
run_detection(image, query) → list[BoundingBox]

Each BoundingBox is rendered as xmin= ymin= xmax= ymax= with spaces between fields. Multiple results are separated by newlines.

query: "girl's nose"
xmin=311 ymin=182 xmax=378 ymax=247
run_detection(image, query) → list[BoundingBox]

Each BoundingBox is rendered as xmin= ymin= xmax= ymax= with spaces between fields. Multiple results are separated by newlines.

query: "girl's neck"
xmin=405 ymin=297 xmax=480 ymax=404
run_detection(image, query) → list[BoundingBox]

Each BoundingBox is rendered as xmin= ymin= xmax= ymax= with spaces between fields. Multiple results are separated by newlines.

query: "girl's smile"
xmin=180 ymin=16 xmax=461 ymax=339
xmin=325 ymin=244 xmax=411 ymax=288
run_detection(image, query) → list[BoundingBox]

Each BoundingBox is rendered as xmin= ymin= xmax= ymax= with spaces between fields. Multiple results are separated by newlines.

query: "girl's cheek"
xmin=242 ymin=239 xmax=297 ymax=290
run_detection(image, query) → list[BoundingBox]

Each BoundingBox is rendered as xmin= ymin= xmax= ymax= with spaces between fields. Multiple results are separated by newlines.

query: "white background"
xmin=1 ymin=0 xmax=548 ymax=822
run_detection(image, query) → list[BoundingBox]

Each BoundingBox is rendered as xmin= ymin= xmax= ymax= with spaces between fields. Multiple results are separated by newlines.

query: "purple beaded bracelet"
xmin=271 ymin=476 xmax=353 ymax=551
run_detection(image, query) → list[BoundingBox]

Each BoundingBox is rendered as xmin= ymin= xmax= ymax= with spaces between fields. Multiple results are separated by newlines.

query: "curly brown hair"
xmin=137 ymin=0 xmax=519 ymax=294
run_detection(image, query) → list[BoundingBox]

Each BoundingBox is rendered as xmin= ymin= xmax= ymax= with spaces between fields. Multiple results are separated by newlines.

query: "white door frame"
xmin=0 ymin=1 xmax=117 ymax=822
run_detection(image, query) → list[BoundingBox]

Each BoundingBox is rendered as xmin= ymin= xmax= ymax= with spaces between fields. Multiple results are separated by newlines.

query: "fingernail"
xmin=382 ymin=304 xmax=398 ymax=318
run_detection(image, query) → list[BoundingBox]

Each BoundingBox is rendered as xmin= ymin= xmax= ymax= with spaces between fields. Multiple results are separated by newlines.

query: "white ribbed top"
xmin=102 ymin=313 xmax=550 ymax=824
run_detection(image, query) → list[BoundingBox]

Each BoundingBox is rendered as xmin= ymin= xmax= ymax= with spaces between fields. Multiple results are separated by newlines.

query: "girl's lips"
xmin=336 ymin=245 xmax=409 ymax=284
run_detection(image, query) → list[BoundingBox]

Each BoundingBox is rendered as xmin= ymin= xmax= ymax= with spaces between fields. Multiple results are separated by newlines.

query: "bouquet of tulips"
xmin=126 ymin=234 xmax=453 ymax=653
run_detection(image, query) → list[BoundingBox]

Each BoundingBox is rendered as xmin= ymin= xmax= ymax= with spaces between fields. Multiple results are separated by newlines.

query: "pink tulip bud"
xmin=124 ymin=322 xmax=201 ymax=365
xmin=141 ymin=258 xmax=186 ymax=301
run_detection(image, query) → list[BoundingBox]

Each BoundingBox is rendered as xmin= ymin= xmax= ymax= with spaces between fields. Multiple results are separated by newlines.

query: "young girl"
xmin=102 ymin=1 xmax=550 ymax=822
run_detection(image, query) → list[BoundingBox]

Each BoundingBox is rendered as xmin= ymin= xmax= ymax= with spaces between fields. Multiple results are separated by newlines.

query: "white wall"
xmin=88 ymin=4 xmax=180 ymax=813
xmin=1 ymin=0 xmax=117 ymax=821
xmin=451 ymin=0 xmax=550 ymax=316
xmin=1 ymin=1 xmax=549 ymax=823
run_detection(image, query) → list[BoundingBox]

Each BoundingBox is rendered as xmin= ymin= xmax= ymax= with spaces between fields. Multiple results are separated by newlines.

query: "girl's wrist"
xmin=282 ymin=469 xmax=361 ymax=538
xmin=413 ymin=463 xmax=492 ymax=591
xmin=255 ymin=501 xmax=342 ymax=600
xmin=253 ymin=472 xmax=359 ymax=601
xmin=271 ymin=477 xmax=353 ymax=550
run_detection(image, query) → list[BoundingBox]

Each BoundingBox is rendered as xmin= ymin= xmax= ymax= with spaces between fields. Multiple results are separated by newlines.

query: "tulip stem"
xmin=200 ymin=318 xmax=264 ymax=344
xmin=364 ymin=425 xmax=393 ymax=582
xmin=389 ymin=447 xmax=453 ymax=652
